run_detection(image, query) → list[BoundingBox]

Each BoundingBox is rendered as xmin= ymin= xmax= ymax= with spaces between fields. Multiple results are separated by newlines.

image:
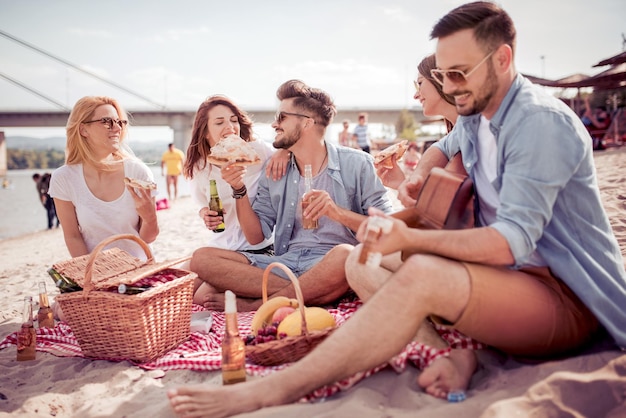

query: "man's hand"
xmin=356 ymin=207 xmax=411 ymax=256
xmin=222 ymin=164 xmax=247 ymax=190
xmin=302 ymin=189 xmax=341 ymax=222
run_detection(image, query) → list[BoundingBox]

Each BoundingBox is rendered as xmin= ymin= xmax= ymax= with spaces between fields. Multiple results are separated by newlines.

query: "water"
xmin=0 ymin=166 xmax=191 ymax=240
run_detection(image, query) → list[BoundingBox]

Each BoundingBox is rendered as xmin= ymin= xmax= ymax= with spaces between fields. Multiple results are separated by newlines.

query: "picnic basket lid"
xmin=52 ymin=234 xmax=190 ymax=291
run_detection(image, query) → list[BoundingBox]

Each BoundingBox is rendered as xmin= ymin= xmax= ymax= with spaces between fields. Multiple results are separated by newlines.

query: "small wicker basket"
xmin=54 ymin=234 xmax=195 ymax=363
xmin=245 ymin=262 xmax=335 ymax=366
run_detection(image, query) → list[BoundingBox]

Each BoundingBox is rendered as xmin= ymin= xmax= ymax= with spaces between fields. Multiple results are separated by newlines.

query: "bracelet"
xmin=232 ymin=185 xmax=247 ymax=199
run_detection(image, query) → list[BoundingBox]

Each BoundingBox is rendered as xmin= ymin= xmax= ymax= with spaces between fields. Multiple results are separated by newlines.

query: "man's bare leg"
xmin=346 ymin=247 xmax=477 ymax=399
xmin=194 ymin=245 xmax=353 ymax=311
xmin=190 ymin=247 xmax=288 ymax=297
xmin=173 ymin=176 xmax=179 ymax=200
xmin=169 ymin=252 xmax=474 ymax=417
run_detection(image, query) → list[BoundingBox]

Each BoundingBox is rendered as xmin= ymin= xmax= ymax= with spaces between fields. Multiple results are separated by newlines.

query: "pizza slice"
xmin=207 ymin=134 xmax=261 ymax=167
xmin=124 ymin=177 xmax=157 ymax=190
xmin=374 ymin=140 xmax=409 ymax=169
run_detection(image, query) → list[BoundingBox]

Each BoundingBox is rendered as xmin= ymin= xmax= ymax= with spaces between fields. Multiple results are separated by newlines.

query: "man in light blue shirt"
xmin=352 ymin=112 xmax=371 ymax=153
xmin=189 ymin=80 xmax=392 ymax=311
xmin=168 ymin=4 xmax=625 ymax=416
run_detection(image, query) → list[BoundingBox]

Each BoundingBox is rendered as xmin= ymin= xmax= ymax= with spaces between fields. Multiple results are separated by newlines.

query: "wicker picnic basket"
xmin=245 ymin=262 xmax=335 ymax=366
xmin=54 ymin=234 xmax=195 ymax=363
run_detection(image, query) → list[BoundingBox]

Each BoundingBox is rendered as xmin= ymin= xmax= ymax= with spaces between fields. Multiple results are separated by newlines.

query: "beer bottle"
xmin=209 ymin=179 xmax=225 ymax=233
xmin=47 ymin=268 xmax=82 ymax=293
xmin=17 ymin=296 xmax=36 ymax=361
xmin=221 ymin=290 xmax=246 ymax=384
xmin=301 ymin=164 xmax=318 ymax=229
xmin=117 ymin=284 xmax=149 ymax=295
xmin=37 ymin=281 xmax=55 ymax=328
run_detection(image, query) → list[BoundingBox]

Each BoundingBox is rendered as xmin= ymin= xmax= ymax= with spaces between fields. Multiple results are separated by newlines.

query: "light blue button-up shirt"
xmin=435 ymin=74 xmax=626 ymax=348
xmin=252 ymin=141 xmax=393 ymax=255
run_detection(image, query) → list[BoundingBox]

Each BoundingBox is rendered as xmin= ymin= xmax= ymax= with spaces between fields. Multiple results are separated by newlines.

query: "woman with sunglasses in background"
xmin=49 ymin=96 xmax=159 ymax=260
xmin=376 ymin=54 xmax=457 ymax=189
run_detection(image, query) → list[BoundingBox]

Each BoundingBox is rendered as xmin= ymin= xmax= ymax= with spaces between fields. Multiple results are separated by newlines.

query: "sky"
xmin=0 ymin=0 xmax=625 ymax=141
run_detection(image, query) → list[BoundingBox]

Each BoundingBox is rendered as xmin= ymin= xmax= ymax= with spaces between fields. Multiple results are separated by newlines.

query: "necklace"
xmin=296 ymin=148 xmax=328 ymax=177
xmin=316 ymin=150 xmax=328 ymax=176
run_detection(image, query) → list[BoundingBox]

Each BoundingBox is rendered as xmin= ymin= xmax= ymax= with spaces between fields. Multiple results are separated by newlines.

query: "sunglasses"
xmin=82 ymin=117 xmax=129 ymax=130
xmin=413 ymin=79 xmax=420 ymax=93
xmin=274 ymin=111 xmax=314 ymax=124
xmin=430 ymin=50 xmax=495 ymax=86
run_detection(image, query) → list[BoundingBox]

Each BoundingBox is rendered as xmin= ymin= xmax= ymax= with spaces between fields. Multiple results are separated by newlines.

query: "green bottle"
xmin=48 ymin=268 xmax=82 ymax=293
xmin=209 ymin=179 xmax=225 ymax=233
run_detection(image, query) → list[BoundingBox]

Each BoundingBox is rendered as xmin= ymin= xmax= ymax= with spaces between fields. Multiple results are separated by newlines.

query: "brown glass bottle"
xmin=37 ymin=281 xmax=54 ymax=328
xmin=221 ymin=290 xmax=246 ymax=384
xmin=17 ymin=296 xmax=36 ymax=361
xmin=301 ymin=164 xmax=318 ymax=229
xmin=209 ymin=179 xmax=225 ymax=233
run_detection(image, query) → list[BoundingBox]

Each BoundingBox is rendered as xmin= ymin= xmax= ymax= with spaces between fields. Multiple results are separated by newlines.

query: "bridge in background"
xmin=0 ymin=107 xmax=440 ymax=150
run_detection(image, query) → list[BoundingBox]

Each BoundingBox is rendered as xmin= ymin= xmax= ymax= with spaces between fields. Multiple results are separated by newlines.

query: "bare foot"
xmin=201 ymin=293 xmax=263 ymax=312
xmin=417 ymin=349 xmax=477 ymax=399
xmin=192 ymin=283 xmax=219 ymax=306
xmin=168 ymin=380 xmax=286 ymax=418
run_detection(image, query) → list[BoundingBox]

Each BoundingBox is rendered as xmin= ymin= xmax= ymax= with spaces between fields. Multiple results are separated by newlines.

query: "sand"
xmin=1 ymin=149 xmax=625 ymax=417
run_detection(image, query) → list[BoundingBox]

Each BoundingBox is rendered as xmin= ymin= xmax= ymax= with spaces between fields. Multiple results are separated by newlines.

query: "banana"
xmin=250 ymin=296 xmax=299 ymax=336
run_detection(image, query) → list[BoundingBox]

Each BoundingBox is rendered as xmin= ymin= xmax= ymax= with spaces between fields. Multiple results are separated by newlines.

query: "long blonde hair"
xmin=65 ymin=96 xmax=133 ymax=170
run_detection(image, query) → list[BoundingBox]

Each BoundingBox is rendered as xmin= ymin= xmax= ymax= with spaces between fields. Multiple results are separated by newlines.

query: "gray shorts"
xmin=240 ymin=247 xmax=328 ymax=279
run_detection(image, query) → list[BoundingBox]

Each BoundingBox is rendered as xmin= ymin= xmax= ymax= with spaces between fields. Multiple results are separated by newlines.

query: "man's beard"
xmin=273 ymin=125 xmax=303 ymax=149
xmin=455 ymin=61 xmax=498 ymax=116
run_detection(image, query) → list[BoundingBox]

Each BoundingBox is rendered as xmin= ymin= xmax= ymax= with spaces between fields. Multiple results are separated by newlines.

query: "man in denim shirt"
xmin=351 ymin=1 xmax=626 ymax=400
xmin=189 ymin=79 xmax=392 ymax=311
xmin=168 ymin=4 xmax=625 ymax=416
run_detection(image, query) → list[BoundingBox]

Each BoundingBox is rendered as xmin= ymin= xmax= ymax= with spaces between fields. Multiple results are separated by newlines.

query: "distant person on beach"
xmin=161 ymin=143 xmax=185 ymax=201
xmin=352 ymin=112 xmax=371 ymax=153
xmin=187 ymin=80 xmax=392 ymax=312
xmin=183 ymin=95 xmax=290 ymax=306
xmin=337 ymin=119 xmax=353 ymax=147
xmin=168 ymin=3 xmax=626 ymax=416
xmin=49 ymin=96 xmax=159 ymax=260
xmin=581 ymin=96 xmax=611 ymax=150
xmin=32 ymin=172 xmax=60 ymax=229
xmin=402 ymin=142 xmax=421 ymax=173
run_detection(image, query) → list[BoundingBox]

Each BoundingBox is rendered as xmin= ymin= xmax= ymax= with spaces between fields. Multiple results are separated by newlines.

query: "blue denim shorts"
xmin=240 ymin=248 xmax=328 ymax=279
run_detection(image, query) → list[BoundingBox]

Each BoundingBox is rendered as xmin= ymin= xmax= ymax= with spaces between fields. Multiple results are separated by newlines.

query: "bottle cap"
xmin=225 ymin=290 xmax=237 ymax=313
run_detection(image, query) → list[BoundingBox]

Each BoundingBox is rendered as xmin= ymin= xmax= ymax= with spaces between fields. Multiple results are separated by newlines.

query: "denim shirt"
xmin=252 ymin=141 xmax=393 ymax=255
xmin=435 ymin=74 xmax=626 ymax=348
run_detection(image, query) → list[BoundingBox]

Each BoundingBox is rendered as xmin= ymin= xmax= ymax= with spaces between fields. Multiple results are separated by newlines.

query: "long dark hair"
xmin=418 ymin=54 xmax=455 ymax=132
xmin=183 ymin=95 xmax=254 ymax=179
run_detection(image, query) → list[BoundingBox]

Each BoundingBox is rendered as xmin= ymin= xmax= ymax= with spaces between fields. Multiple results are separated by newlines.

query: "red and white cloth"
xmin=0 ymin=296 xmax=484 ymax=401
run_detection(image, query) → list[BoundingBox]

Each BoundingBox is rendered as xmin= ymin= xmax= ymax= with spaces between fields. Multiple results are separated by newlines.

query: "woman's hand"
xmin=397 ymin=174 xmax=427 ymax=208
xmin=375 ymin=156 xmax=406 ymax=190
xmin=127 ymin=185 xmax=157 ymax=221
xmin=199 ymin=206 xmax=226 ymax=231
xmin=127 ymin=185 xmax=159 ymax=243
xmin=265 ymin=149 xmax=290 ymax=181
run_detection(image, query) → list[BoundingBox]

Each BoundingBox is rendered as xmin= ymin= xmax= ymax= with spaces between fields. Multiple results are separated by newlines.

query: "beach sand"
xmin=1 ymin=150 xmax=625 ymax=417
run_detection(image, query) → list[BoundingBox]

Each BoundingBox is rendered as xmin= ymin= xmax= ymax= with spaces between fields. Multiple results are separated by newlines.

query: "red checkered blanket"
xmin=0 ymin=297 xmax=484 ymax=401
